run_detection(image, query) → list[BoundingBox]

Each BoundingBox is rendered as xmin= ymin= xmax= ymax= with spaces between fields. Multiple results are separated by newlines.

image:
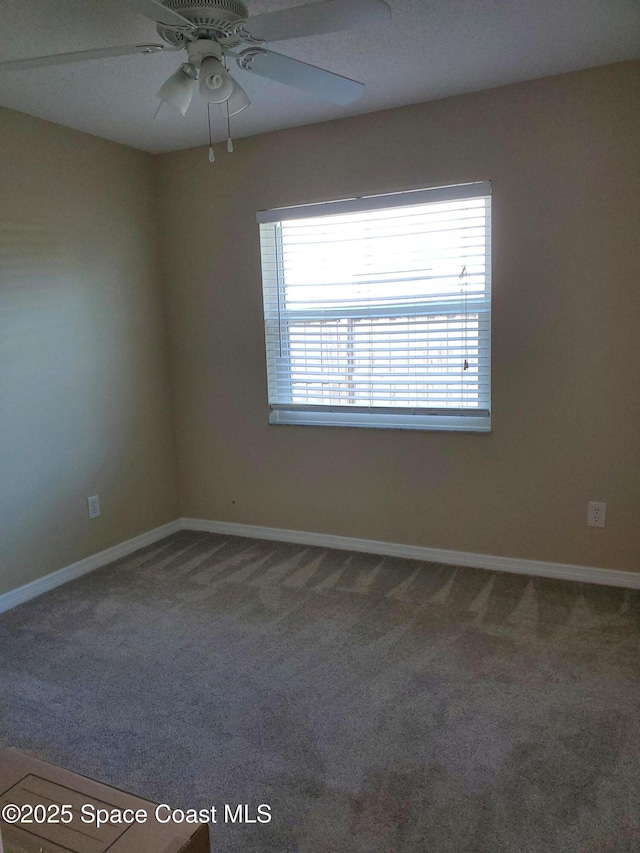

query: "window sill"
xmin=269 ymin=409 xmax=491 ymax=432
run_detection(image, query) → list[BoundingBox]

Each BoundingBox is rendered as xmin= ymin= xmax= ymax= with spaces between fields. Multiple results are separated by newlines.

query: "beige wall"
xmin=1 ymin=62 xmax=637 ymax=598
xmin=0 ymin=109 xmax=178 ymax=596
xmin=157 ymin=61 xmax=640 ymax=573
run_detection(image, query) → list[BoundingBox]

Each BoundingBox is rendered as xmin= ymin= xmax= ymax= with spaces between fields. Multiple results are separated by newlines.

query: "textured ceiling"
xmin=0 ymin=0 xmax=638 ymax=153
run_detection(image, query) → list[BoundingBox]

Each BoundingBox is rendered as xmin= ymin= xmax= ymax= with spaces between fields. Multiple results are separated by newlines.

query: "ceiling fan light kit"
xmin=156 ymin=62 xmax=198 ymax=115
xmin=0 ymin=0 xmax=392 ymax=162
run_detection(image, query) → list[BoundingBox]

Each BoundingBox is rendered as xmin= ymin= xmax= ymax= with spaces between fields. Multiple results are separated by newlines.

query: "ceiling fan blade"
xmin=120 ymin=0 xmax=196 ymax=29
xmin=239 ymin=0 xmax=391 ymax=43
xmin=0 ymin=43 xmax=167 ymax=72
xmin=235 ymin=49 xmax=364 ymax=105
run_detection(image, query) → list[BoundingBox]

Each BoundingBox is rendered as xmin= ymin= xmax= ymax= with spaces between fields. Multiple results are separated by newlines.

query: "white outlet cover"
xmin=587 ymin=501 xmax=606 ymax=528
xmin=87 ymin=495 xmax=101 ymax=520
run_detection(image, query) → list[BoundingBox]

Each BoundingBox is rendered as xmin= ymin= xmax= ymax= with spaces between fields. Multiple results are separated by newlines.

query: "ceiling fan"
xmin=0 ymin=0 xmax=392 ymax=128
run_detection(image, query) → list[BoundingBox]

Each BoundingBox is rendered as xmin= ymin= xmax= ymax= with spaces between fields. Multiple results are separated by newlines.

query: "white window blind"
xmin=257 ymin=182 xmax=491 ymax=431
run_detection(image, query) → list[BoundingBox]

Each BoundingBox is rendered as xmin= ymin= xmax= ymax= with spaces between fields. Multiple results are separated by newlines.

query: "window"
xmin=257 ymin=182 xmax=491 ymax=432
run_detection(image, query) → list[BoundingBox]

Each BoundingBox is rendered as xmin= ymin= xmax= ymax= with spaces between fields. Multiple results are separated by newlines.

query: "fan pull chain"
xmin=208 ymin=103 xmax=215 ymax=163
xmin=226 ymin=87 xmax=234 ymax=153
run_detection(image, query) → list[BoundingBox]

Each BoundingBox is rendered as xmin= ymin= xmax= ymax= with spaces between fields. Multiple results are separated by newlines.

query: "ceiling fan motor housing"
xmin=157 ymin=0 xmax=248 ymax=46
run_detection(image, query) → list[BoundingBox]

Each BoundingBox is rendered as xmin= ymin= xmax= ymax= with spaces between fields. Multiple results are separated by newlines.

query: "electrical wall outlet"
xmin=587 ymin=501 xmax=606 ymax=528
xmin=87 ymin=495 xmax=101 ymax=520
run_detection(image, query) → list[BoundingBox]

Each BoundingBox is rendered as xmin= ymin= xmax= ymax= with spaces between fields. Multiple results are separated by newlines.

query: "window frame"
xmin=257 ymin=182 xmax=492 ymax=433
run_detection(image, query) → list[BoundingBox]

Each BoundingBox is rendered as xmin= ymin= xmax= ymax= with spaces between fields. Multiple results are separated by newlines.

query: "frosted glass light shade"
xmin=219 ymin=79 xmax=251 ymax=116
xmin=157 ymin=67 xmax=196 ymax=116
xmin=199 ymin=56 xmax=235 ymax=104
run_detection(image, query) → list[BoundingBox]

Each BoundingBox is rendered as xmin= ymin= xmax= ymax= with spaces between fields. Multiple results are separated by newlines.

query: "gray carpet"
xmin=1 ymin=530 xmax=640 ymax=852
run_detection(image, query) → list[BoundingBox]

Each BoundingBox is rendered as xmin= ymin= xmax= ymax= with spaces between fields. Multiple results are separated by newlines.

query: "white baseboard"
xmin=2 ymin=516 xmax=637 ymax=617
xmin=180 ymin=517 xmax=640 ymax=590
xmin=0 ymin=520 xmax=182 ymax=616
